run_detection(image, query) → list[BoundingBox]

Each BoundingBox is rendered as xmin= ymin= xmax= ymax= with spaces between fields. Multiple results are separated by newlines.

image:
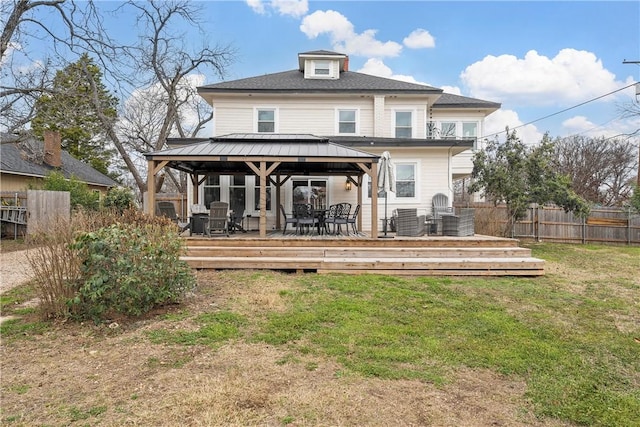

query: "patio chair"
xmin=323 ymin=204 xmax=339 ymax=234
xmin=294 ymin=203 xmax=318 ymax=235
xmin=441 ymin=208 xmax=475 ymax=237
xmin=333 ymin=202 xmax=351 ymax=235
xmin=347 ymin=204 xmax=360 ymax=234
xmin=395 ymin=208 xmax=426 ymax=237
xmin=431 ymin=193 xmax=454 ymax=234
xmin=156 ymin=201 xmax=189 ymax=232
xmin=230 ymin=202 xmax=246 ymax=233
xmin=206 ymin=201 xmax=229 ymax=237
xmin=279 ymin=204 xmax=298 ymax=235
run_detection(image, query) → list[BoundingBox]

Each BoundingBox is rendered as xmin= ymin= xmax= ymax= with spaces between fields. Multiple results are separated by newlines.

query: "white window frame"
xmin=393 ymin=109 xmax=415 ymax=138
xmin=462 ymin=122 xmax=478 ymax=139
xmin=254 ymin=107 xmax=278 ymax=133
xmin=365 ymin=160 xmax=420 ymax=202
xmin=314 ymin=60 xmax=331 ymax=76
xmin=441 ymin=121 xmax=457 ymax=139
xmin=335 ymin=108 xmax=359 ymax=135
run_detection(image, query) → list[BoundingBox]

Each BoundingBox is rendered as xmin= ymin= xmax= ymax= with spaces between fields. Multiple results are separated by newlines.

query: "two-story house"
xmin=145 ymin=50 xmax=500 ymax=236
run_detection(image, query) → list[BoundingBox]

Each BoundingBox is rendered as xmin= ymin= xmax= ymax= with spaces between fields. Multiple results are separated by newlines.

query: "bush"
xmin=27 ymin=209 xmax=195 ymax=321
xmin=34 ymin=170 xmax=100 ymax=210
xmin=103 ymin=186 xmax=136 ymax=213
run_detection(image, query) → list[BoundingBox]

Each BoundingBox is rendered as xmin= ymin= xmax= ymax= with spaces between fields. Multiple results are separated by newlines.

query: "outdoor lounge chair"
xmin=206 ymin=201 xmax=229 ymax=237
xmin=441 ymin=208 xmax=475 ymax=236
xmin=279 ymin=204 xmax=298 ymax=235
xmin=395 ymin=208 xmax=426 ymax=237
xmin=431 ymin=193 xmax=454 ymax=234
xmin=156 ymin=201 xmax=189 ymax=232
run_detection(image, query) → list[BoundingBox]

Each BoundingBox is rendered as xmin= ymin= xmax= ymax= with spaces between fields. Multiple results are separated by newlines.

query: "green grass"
xmin=146 ymin=310 xmax=246 ymax=347
xmin=0 ymin=318 xmax=49 ymax=341
xmin=246 ymin=244 xmax=639 ymax=426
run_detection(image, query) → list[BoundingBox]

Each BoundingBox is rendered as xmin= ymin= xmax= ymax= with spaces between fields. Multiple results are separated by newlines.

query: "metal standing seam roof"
xmin=145 ymin=134 xmax=380 ymax=176
xmin=146 ymin=134 xmax=380 ymax=160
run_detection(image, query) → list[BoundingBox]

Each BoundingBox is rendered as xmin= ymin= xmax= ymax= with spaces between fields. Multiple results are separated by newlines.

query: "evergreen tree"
xmin=470 ymin=129 xmax=590 ymax=235
xmin=31 ymin=54 xmax=118 ymax=176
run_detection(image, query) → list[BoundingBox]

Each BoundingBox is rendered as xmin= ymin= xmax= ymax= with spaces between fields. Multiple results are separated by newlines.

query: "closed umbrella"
xmin=377 ymin=151 xmax=395 ymax=237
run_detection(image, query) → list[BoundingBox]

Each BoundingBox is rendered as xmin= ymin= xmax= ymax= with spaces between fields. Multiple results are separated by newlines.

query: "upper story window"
xmin=462 ymin=122 xmax=478 ymax=139
xmin=256 ymin=108 xmax=276 ymax=133
xmin=441 ymin=122 xmax=457 ymax=139
xmin=395 ymin=111 xmax=413 ymax=138
xmin=337 ymin=109 xmax=357 ymax=134
xmin=314 ymin=60 xmax=331 ymax=75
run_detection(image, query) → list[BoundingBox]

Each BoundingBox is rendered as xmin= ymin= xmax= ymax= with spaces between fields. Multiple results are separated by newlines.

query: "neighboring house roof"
xmin=198 ymin=69 xmax=444 ymax=94
xmin=433 ymin=92 xmax=501 ymax=110
xmin=149 ymin=133 xmax=380 ymax=176
xmin=0 ymin=134 xmax=118 ymax=188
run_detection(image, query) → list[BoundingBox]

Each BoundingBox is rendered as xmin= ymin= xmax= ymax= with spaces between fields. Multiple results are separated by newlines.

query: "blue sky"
xmin=202 ymin=0 xmax=640 ymax=144
xmin=7 ymin=0 xmax=640 ymax=145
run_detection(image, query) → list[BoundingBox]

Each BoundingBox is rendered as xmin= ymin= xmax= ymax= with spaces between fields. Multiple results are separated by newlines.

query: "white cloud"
xmin=245 ymin=0 xmax=265 ymax=14
xmin=440 ymin=85 xmax=462 ymax=95
xmin=246 ymin=0 xmax=308 ymax=17
xmin=271 ymin=0 xmax=308 ymax=17
xmin=483 ymin=109 xmax=543 ymax=145
xmin=300 ymin=10 xmax=402 ymax=57
xmin=357 ymin=58 xmax=431 ymax=86
xmin=461 ymin=49 xmax=625 ymax=106
xmin=561 ymin=114 xmax=640 ymax=139
xmin=403 ymin=29 xmax=435 ymax=49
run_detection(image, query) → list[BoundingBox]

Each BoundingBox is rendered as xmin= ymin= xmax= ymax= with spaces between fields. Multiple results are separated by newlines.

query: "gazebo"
xmin=144 ymin=134 xmax=381 ymax=237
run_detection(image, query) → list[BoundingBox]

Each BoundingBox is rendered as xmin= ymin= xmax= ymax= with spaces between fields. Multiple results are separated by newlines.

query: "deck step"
xmin=185 ymin=246 xmax=533 ymax=259
xmin=181 ymin=256 xmax=545 ymax=276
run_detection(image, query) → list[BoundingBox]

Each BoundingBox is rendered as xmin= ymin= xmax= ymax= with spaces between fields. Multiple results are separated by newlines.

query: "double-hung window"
xmin=257 ymin=108 xmax=276 ymax=133
xmin=314 ymin=60 xmax=330 ymax=76
xmin=395 ymin=111 xmax=413 ymax=138
xmin=203 ymin=175 xmax=220 ymax=207
xmin=441 ymin=122 xmax=457 ymax=139
xmin=462 ymin=122 xmax=478 ymax=139
xmin=337 ymin=109 xmax=357 ymax=134
xmin=395 ymin=163 xmax=416 ymax=198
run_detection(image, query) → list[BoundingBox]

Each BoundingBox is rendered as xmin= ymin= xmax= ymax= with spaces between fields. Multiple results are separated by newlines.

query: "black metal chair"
xmin=279 ymin=204 xmax=298 ymax=235
xmin=294 ymin=203 xmax=318 ymax=235
xmin=333 ymin=202 xmax=351 ymax=235
xmin=347 ymin=204 xmax=360 ymax=234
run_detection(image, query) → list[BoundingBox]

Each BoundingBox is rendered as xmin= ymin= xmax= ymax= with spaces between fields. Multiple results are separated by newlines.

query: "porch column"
xmin=259 ymin=161 xmax=267 ymax=237
xmin=357 ymin=175 xmax=363 ymax=231
xmin=146 ymin=160 xmax=156 ymax=215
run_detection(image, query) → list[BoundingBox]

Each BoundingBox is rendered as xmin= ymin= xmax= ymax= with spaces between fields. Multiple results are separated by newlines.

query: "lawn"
xmin=1 ymin=243 xmax=639 ymax=426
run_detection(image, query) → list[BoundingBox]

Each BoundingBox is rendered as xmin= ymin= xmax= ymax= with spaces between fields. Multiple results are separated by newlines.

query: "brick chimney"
xmin=43 ymin=130 xmax=62 ymax=168
xmin=343 ymin=56 xmax=349 ymax=72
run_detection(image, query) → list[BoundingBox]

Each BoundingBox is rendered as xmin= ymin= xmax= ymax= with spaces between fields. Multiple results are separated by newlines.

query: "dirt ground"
xmin=0 ymin=265 xmax=577 ymax=427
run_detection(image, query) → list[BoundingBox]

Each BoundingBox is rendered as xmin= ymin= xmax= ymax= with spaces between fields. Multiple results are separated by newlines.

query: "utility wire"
xmin=482 ymin=81 xmax=638 ymax=140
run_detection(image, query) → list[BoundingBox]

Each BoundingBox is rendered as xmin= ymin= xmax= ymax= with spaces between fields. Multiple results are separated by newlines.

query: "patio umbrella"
xmin=377 ymin=151 xmax=396 ymax=237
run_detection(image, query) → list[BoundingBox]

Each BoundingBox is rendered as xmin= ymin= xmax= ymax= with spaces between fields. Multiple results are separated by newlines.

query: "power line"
xmin=482 ymin=81 xmax=638 ymax=140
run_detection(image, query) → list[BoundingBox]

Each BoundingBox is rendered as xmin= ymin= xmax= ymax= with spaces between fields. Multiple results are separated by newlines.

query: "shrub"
xmin=34 ymin=170 xmax=100 ymax=210
xmin=27 ymin=208 xmax=194 ymax=321
xmin=103 ymin=186 xmax=136 ymax=213
xmin=70 ymin=220 xmax=195 ymax=320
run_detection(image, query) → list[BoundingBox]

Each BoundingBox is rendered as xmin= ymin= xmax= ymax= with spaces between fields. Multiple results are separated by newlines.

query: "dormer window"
xmin=314 ymin=60 xmax=330 ymax=76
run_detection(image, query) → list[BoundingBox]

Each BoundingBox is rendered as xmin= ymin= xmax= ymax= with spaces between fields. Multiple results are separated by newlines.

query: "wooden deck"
xmin=182 ymin=231 xmax=545 ymax=276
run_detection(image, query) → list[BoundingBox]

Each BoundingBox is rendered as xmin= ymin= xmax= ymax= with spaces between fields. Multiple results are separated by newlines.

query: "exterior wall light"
xmin=345 ymin=179 xmax=352 ymax=191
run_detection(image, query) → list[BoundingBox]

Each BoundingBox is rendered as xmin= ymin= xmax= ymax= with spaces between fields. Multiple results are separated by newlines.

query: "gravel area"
xmin=0 ymin=249 xmax=32 ymax=295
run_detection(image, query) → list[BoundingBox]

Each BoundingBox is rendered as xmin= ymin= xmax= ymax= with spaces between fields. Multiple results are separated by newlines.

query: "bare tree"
xmin=553 ymin=135 xmax=638 ymax=206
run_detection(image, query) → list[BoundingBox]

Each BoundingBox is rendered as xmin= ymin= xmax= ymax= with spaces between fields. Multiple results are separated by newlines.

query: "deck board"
xmin=182 ymin=232 xmax=544 ymax=276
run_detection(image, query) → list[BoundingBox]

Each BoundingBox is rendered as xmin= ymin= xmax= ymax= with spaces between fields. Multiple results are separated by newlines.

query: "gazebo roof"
xmin=145 ymin=133 xmax=380 ymax=176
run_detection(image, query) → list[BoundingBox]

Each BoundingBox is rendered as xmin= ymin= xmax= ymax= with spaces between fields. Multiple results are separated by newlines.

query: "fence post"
xmin=628 ymin=206 xmax=632 ymax=246
xmin=582 ymin=215 xmax=586 ymax=245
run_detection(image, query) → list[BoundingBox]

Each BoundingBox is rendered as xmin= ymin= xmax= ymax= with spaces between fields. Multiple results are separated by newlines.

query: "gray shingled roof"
xmin=1 ymin=134 xmax=118 ymax=188
xmin=433 ymin=92 xmax=501 ymax=109
xmin=198 ymin=69 xmax=443 ymax=94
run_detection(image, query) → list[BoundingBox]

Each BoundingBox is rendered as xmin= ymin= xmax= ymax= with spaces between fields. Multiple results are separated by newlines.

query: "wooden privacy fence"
xmin=458 ymin=203 xmax=640 ymax=245
xmin=1 ymin=190 xmax=70 ymax=238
